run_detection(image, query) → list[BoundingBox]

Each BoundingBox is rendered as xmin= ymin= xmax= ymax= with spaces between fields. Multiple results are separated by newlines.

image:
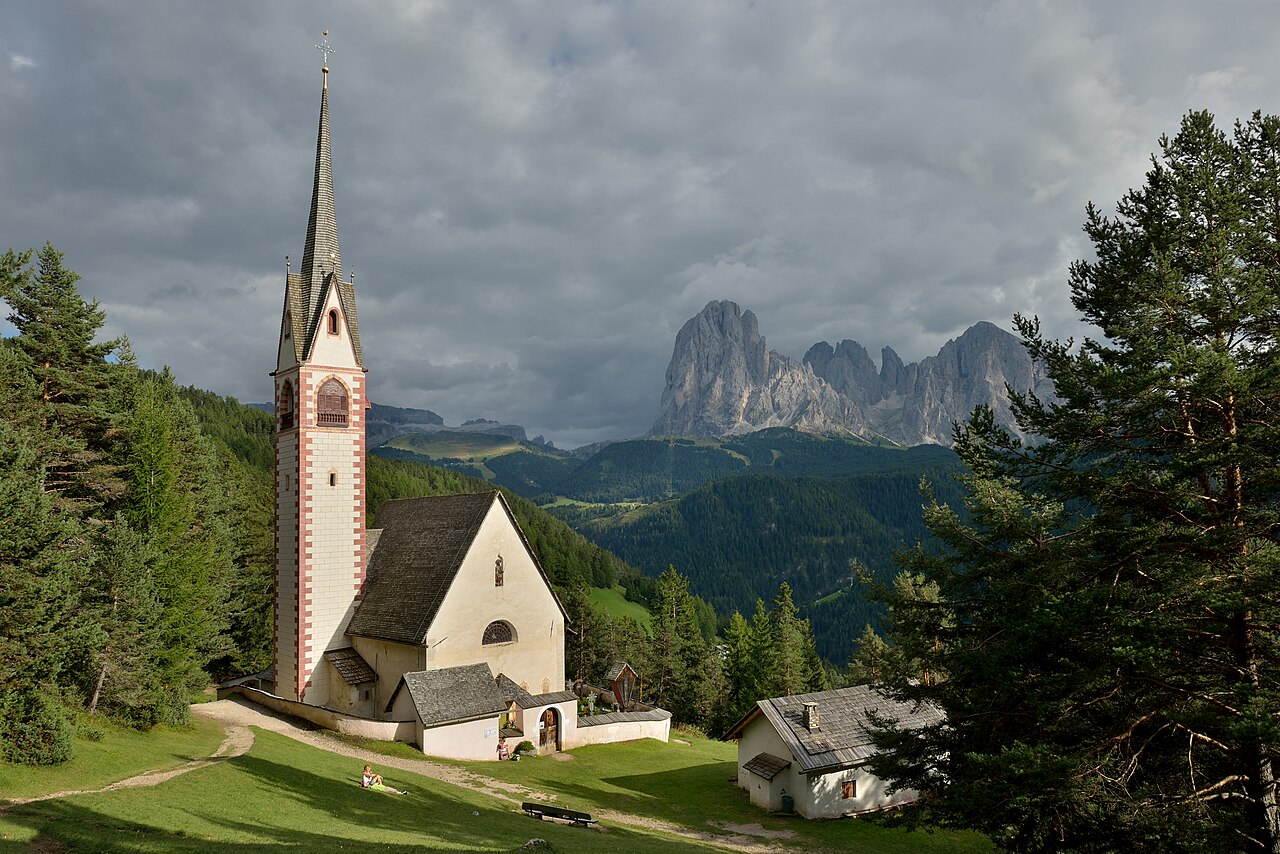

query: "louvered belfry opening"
xmin=279 ymin=380 xmax=295 ymax=429
xmin=317 ymin=378 xmax=349 ymax=426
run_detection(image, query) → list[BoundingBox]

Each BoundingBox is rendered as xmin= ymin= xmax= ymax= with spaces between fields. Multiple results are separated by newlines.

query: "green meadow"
xmin=585 ymin=584 xmax=652 ymax=628
xmin=1 ymin=721 xmax=991 ymax=853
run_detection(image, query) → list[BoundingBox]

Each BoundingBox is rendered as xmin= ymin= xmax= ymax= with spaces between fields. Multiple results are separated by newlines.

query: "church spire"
xmin=300 ymin=31 xmax=341 ymax=313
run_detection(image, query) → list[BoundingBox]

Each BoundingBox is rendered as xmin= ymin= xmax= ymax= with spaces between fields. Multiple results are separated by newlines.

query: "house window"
xmin=279 ymin=380 xmax=295 ymax=430
xmin=495 ymin=555 xmax=504 ymax=587
xmin=317 ymin=378 xmax=348 ymax=426
xmin=841 ymin=780 xmax=856 ymax=800
xmin=327 ymin=309 xmax=340 ymax=335
xmin=482 ymin=621 xmax=514 ymax=645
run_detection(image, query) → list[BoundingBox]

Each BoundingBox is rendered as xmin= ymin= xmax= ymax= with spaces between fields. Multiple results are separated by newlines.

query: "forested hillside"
xmin=1 ymin=245 xmax=272 ymax=765
xmin=583 ymin=464 xmax=967 ymax=663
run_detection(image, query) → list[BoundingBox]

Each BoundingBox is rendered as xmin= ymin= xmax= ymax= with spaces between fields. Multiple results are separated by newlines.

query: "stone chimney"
xmin=803 ymin=702 xmax=820 ymax=731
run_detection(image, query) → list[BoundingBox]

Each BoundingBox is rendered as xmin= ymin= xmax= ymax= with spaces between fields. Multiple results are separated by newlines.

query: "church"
xmin=242 ymin=49 xmax=669 ymax=760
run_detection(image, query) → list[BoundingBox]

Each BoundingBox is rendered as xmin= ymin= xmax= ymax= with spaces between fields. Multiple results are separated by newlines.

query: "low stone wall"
xmin=572 ymin=710 xmax=671 ymax=747
xmin=218 ymin=685 xmax=415 ymax=741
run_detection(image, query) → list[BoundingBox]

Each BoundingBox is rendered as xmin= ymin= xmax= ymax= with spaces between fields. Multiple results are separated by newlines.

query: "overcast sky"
xmin=3 ymin=2 xmax=1278 ymax=446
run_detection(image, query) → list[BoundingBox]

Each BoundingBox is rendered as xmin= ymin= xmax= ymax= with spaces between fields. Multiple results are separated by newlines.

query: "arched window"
xmin=317 ymin=378 xmax=348 ymax=427
xmin=482 ymin=621 xmax=514 ymax=645
xmin=279 ymin=380 xmax=295 ymax=429
xmin=495 ymin=555 xmax=504 ymax=587
xmin=327 ymin=309 xmax=340 ymax=335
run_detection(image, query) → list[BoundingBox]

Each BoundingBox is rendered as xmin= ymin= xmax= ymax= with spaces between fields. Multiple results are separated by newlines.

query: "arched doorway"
xmin=539 ymin=708 xmax=560 ymax=752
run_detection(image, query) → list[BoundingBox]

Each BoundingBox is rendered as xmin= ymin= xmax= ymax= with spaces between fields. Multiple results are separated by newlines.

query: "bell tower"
xmin=273 ymin=37 xmax=368 ymax=704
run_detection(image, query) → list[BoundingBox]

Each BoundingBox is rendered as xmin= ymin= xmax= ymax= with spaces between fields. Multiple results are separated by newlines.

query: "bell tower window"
xmin=327 ymin=309 xmax=340 ymax=335
xmin=279 ymin=380 xmax=295 ymax=430
xmin=317 ymin=378 xmax=349 ymax=427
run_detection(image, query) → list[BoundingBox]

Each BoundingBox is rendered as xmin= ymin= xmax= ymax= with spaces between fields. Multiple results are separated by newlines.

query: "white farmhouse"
xmin=725 ymin=685 xmax=941 ymax=818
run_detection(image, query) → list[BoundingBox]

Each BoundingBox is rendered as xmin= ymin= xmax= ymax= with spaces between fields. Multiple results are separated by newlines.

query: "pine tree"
xmin=82 ymin=519 xmax=163 ymax=721
xmin=139 ymin=374 xmax=234 ymax=718
xmin=720 ymin=610 xmax=762 ymax=726
xmin=2 ymin=243 xmax=125 ymax=511
xmin=872 ymin=111 xmax=1280 ymax=853
xmin=768 ymin=582 xmax=806 ymax=697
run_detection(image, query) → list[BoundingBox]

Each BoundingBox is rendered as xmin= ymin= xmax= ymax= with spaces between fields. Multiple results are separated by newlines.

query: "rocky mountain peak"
xmin=651 ymin=302 xmax=1053 ymax=446
xmin=650 ymin=300 xmax=864 ymax=438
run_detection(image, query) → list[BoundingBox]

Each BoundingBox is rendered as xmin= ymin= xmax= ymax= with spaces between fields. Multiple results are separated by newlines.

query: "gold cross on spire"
xmin=315 ymin=30 xmax=335 ymax=84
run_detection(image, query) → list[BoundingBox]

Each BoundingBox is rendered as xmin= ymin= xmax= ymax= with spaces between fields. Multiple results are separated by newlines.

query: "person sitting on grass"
xmin=361 ymin=764 xmax=407 ymax=794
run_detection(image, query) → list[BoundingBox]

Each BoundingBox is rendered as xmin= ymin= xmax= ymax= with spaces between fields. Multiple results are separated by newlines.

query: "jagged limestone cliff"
xmin=651 ymin=301 xmax=1054 ymax=446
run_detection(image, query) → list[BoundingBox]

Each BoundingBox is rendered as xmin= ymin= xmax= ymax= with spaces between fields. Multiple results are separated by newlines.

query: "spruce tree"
xmin=3 ymin=243 xmax=125 ymax=511
xmin=872 ymin=111 xmax=1280 ymax=853
xmin=768 ymin=582 xmax=806 ymax=697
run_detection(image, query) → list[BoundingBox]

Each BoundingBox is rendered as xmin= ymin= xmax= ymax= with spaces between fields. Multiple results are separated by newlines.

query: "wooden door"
xmin=539 ymin=708 xmax=558 ymax=751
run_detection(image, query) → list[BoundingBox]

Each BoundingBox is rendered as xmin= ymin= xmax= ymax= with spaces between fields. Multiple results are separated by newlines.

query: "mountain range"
xmin=650 ymin=300 xmax=1054 ymax=446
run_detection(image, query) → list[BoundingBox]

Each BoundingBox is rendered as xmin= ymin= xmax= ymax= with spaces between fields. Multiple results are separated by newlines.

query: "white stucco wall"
xmin=571 ymin=716 xmax=670 ymax=748
xmin=736 ymin=715 xmax=800 ymax=813
xmin=419 ymin=716 xmax=504 ymax=761
xmin=423 ymin=500 xmax=565 ymax=692
xmin=221 ymin=686 xmax=414 ymax=741
xmin=352 ymin=637 xmax=424 ymax=716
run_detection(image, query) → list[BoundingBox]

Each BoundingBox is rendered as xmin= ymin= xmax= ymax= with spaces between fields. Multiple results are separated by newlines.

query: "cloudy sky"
xmin=3 ymin=2 xmax=1278 ymax=446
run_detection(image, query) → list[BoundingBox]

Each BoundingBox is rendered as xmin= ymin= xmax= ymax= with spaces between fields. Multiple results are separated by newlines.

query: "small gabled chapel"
xmin=261 ymin=46 xmax=669 ymax=759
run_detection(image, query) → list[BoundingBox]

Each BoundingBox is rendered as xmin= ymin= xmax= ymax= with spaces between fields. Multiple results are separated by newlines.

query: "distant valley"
xmin=370 ymin=426 xmax=966 ymax=664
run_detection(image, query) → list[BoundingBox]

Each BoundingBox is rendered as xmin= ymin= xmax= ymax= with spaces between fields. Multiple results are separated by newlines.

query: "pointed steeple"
xmin=299 ymin=61 xmax=341 ymax=317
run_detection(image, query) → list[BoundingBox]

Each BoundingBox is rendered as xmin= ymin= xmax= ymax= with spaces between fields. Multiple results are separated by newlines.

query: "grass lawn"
xmin=459 ymin=731 xmax=991 ymax=853
xmin=1 ymin=722 xmax=992 ymax=853
xmin=0 ymin=729 xmax=741 ymax=853
xmin=0 ymin=715 xmax=225 ymax=804
xmin=587 ymin=584 xmax=652 ymax=628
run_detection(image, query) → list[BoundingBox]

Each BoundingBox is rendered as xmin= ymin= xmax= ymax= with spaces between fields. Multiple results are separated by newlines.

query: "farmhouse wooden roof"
xmin=388 ymin=664 xmax=507 ymax=728
xmin=322 ymin=647 xmax=377 ymax=685
xmin=345 ymin=491 xmax=568 ymax=645
xmin=743 ymin=752 xmax=791 ymax=781
xmin=724 ymin=684 xmax=944 ymax=775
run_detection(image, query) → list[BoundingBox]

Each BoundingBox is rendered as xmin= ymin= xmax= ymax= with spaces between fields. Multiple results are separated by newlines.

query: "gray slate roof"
xmin=727 ymin=684 xmax=944 ymax=775
xmin=389 ymin=664 xmax=507 ymax=728
xmin=346 ymin=491 xmax=567 ymax=645
xmin=578 ymin=708 xmax=672 ymax=727
xmin=743 ymin=752 xmax=791 ymax=781
xmin=495 ymin=675 xmax=574 ymax=709
xmin=323 ymin=647 xmax=377 ymax=685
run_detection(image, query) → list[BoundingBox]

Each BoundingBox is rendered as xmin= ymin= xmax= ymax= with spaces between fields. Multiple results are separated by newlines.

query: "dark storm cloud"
xmin=3 ymin=1 xmax=1278 ymax=445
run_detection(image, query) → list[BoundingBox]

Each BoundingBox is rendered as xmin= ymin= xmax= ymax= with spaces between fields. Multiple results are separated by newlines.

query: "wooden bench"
xmin=521 ymin=802 xmax=597 ymax=827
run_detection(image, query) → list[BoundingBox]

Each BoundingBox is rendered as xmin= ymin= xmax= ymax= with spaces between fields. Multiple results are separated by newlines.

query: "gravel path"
xmin=7 ymin=697 xmax=795 ymax=853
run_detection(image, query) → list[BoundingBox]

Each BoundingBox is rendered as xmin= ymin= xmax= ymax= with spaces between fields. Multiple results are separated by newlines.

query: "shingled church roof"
xmin=387 ymin=664 xmax=507 ymax=728
xmin=345 ymin=491 xmax=568 ymax=645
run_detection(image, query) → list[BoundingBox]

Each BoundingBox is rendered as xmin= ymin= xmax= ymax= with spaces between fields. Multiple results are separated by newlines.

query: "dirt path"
xmin=7 ymin=697 xmax=793 ymax=853
xmin=0 ymin=723 xmax=253 ymax=812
